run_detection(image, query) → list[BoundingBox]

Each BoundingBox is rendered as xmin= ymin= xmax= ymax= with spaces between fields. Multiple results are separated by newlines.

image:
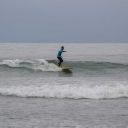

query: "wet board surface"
xmin=59 ymin=67 xmax=72 ymax=70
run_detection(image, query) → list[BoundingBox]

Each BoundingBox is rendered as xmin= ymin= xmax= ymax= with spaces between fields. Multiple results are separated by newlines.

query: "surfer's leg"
xmin=58 ymin=61 xmax=61 ymax=66
xmin=57 ymin=57 xmax=61 ymax=66
xmin=57 ymin=57 xmax=63 ymax=67
xmin=59 ymin=58 xmax=63 ymax=66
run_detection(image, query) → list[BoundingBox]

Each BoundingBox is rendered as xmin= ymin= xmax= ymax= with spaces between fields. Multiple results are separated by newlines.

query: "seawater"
xmin=0 ymin=43 xmax=128 ymax=128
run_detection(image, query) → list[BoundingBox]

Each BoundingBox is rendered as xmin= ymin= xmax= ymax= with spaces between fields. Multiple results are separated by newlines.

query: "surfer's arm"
xmin=63 ymin=51 xmax=66 ymax=52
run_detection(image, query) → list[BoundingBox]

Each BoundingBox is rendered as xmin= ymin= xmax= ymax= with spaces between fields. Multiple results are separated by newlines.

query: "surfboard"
xmin=59 ymin=66 xmax=72 ymax=70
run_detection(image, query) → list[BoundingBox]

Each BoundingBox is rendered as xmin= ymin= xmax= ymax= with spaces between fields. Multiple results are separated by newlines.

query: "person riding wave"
xmin=57 ymin=46 xmax=66 ymax=67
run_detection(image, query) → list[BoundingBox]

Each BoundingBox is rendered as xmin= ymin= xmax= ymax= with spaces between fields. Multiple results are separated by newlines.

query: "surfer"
xmin=57 ymin=46 xmax=66 ymax=67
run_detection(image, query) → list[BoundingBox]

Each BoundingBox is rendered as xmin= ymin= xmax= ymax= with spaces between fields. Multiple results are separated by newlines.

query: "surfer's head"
xmin=61 ymin=46 xmax=64 ymax=50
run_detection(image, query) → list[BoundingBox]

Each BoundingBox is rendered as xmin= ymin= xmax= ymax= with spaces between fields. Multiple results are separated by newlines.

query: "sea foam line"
xmin=0 ymin=83 xmax=128 ymax=99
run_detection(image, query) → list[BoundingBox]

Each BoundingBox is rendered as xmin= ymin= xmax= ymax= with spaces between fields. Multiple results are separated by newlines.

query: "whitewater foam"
xmin=0 ymin=59 xmax=60 ymax=71
xmin=0 ymin=81 xmax=128 ymax=99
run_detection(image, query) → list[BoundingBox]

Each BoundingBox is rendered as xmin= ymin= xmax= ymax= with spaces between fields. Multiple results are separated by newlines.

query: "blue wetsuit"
xmin=57 ymin=49 xmax=64 ymax=66
xmin=57 ymin=49 xmax=63 ymax=57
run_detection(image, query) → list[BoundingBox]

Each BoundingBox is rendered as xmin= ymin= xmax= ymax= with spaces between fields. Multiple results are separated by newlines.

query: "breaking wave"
xmin=0 ymin=59 xmax=60 ymax=72
xmin=0 ymin=81 xmax=128 ymax=99
xmin=0 ymin=59 xmax=128 ymax=73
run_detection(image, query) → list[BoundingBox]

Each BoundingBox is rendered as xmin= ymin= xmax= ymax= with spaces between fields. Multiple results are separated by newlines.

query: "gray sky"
xmin=0 ymin=0 xmax=128 ymax=43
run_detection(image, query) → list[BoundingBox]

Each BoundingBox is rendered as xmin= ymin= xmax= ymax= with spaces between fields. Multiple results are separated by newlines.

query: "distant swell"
xmin=0 ymin=82 xmax=128 ymax=99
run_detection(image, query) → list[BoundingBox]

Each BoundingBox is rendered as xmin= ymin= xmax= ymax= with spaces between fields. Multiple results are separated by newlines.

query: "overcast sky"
xmin=0 ymin=0 xmax=128 ymax=43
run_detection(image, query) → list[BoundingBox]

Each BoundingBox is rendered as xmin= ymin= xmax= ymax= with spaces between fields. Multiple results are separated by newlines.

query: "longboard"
xmin=58 ymin=66 xmax=72 ymax=70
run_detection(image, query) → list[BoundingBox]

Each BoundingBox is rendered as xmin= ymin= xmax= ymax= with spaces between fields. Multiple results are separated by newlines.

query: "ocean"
xmin=0 ymin=43 xmax=128 ymax=128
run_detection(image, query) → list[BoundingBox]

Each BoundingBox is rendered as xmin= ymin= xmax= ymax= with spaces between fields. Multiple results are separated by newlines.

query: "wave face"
xmin=0 ymin=59 xmax=128 ymax=72
xmin=0 ymin=81 xmax=128 ymax=99
xmin=0 ymin=59 xmax=128 ymax=78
